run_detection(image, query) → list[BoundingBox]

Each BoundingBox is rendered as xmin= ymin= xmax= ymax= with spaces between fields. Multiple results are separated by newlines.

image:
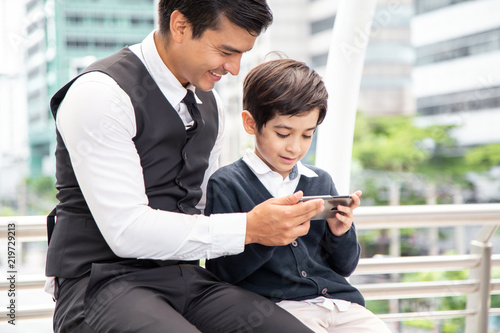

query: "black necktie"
xmin=183 ymin=89 xmax=204 ymax=131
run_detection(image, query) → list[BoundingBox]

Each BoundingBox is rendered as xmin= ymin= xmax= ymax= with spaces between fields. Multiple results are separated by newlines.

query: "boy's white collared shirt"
xmin=242 ymin=149 xmax=318 ymax=198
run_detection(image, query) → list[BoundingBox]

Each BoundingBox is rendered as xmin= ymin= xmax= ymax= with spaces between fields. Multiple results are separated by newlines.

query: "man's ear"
xmin=242 ymin=111 xmax=257 ymax=135
xmin=170 ymin=10 xmax=189 ymax=43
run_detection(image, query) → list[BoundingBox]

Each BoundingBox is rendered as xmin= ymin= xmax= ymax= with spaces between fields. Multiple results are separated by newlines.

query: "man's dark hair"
xmin=158 ymin=0 xmax=273 ymax=39
xmin=243 ymin=59 xmax=328 ymax=132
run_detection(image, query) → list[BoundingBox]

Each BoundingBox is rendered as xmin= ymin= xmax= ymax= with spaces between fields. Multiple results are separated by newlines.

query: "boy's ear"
xmin=242 ymin=110 xmax=257 ymax=135
xmin=170 ymin=10 xmax=189 ymax=43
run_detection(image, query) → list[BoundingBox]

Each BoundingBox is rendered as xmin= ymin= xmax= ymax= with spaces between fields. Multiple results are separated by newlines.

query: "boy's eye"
xmin=276 ymin=132 xmax=289 ymax=138
xmin=303 ymin=135 xmax=312 ymax=139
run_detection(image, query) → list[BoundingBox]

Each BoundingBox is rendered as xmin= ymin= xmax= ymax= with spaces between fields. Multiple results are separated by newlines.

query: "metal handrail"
xmin=0 ymin=274 xmax=47 ymax=292
xmin=354 ymin=254 xmax=483 ymax=274
xmin=357 ymin=279 xmax=479 ymax=300
xmin=377 ymin=309 xmax=477 ymax=322
xmin=0 ymin=304 xmax=54 ymax=321
xmin=0 ymin=215 xmax=47 ymax=241
xmin=354 ymin=203 xmax=500 ymax=229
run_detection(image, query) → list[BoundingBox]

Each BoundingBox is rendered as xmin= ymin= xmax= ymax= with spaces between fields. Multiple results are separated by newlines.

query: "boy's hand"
xmin=326 ymin=190 xmax=362 ymax=237
xmin=245 ymin=191 xmax=324 ymax=246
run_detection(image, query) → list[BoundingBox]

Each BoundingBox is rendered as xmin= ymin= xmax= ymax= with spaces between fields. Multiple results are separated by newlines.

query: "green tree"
xmin=353 ymin=113 xmax=457 ymax=175
xmin=352 ymin=113 xmax=459 ymax=205
xmin=465 ymin=143 xmax=500 ymax=172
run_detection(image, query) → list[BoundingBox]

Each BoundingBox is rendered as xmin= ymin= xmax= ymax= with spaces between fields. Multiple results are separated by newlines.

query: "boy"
xmin=205 ymin=59 xmax=390 ymax=332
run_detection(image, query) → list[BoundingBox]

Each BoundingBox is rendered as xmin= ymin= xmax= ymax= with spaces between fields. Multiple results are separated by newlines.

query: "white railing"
xmin=0 ymin=215 xmax=54 ymax=325
xmin=352 ymin=203 xmax=500 ymax=333
xmin=1 ymin=203 xmax=500 ymax=332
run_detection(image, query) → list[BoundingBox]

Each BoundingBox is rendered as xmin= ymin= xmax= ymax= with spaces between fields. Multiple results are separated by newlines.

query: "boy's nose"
xmin=286 ymin=140 xmax=300 ymax=154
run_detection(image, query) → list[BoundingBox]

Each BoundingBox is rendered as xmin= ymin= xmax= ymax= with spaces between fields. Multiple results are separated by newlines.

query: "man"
xmin=46 ymin=1 xmax=323 ymax=332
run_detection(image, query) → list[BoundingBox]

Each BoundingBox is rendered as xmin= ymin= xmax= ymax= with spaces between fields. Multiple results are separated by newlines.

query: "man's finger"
xmin=290 ymin=199 xmax=324 ymax=224
xmin=293 ymin=221 xmax=311 ymax=238
xmin=270 ymin=191 xmax=303 ymax=205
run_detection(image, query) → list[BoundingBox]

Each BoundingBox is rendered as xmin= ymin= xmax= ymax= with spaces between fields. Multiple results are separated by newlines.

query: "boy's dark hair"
xmin=243 ymin=59 xmax=328 ymax=132
xmin=158 ymin=0 xmax=273 ymax=39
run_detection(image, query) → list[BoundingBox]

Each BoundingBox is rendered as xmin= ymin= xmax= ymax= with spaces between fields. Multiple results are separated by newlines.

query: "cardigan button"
xmin=183 ymin=152 xmax=188 ymax=160
xmin=301 ymin=270 xmax=307 ymax=278
xmin=291 ymin=241 xmax=298 ymax=247
xmin=321 ymin=288 xmax=328 ymax=295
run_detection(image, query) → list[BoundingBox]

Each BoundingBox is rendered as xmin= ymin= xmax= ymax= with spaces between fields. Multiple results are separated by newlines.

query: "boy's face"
xmin=254 ymin=108 xmax=320 ymax=179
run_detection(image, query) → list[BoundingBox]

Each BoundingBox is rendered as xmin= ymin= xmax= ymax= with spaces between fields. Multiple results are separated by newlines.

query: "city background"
xmin=1 ymin=0 xmax=500 ymax=332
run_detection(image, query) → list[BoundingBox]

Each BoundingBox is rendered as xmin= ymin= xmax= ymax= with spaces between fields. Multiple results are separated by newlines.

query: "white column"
xmin=154 ymin=0 xmax=160 ymax=28
xmin=315 ymin=0 xmax=377 ymax=194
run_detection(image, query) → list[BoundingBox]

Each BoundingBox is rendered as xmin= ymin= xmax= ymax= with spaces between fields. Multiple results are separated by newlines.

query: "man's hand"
xmin=326 ymin=190 xmax=362 ymax=237
xmin=245 ymin=191 xmax=324 ymax=246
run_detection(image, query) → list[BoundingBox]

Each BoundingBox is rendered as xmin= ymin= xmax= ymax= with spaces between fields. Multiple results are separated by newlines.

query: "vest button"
xmin=183 ymin=152 xmax=188 ymax=160
xmin=301 ymin=270 xmax=307 ymax=278
xmin=291 ymin=241 xmax=298 ymax=247
xmin=321 ymin=288 xmax=328 ymax=295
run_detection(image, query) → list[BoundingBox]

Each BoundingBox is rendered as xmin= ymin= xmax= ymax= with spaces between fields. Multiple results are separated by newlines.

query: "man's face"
xmin=171 ymin=16 xmax=257 ymax=91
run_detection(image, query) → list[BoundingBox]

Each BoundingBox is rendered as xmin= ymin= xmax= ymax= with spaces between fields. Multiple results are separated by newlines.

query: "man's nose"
xmin=223 ymin=54 xmax=242 ymax=76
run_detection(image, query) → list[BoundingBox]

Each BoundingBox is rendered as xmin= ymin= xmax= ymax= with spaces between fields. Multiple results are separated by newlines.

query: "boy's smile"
xmin=252 ymin=108 xmax=320 ymax=179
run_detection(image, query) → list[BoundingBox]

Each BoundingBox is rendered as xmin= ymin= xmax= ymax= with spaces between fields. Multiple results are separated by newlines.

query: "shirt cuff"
xmin=208 ymin=212 xmax=247 ymax=259
xmin=44 ymin=277 xmax=55 ymax=297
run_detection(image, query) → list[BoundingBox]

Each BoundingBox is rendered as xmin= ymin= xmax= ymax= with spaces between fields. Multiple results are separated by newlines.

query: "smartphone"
xmin=299 ymin=195 xmax=353 ymax=220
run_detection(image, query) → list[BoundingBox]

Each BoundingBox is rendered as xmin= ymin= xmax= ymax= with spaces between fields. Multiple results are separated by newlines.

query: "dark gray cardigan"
xmin=205 ymin=159 xmax=365 ymax=306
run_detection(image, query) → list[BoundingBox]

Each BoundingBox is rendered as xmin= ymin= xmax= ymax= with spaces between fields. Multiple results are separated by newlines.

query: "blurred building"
xmin=412 ymin=0 xmax=500 ymax=147
xmin=25 ymin=0 xmax=156 ymax=176
xmin=412 ymin=0 xmax=500 ymax=202
xmin=0 ymin=0 xmax=28 ymax=208
xmin=308 ymin=0 xmax=415 ymax=116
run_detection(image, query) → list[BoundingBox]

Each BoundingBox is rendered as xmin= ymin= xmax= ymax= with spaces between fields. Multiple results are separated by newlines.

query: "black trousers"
xmin=53 ymin=263 xmax=313 ymax=333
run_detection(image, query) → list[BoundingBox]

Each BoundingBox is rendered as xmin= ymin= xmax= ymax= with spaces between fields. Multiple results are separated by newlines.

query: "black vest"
xmin=46 ymin=48 xmax=219 ymax=278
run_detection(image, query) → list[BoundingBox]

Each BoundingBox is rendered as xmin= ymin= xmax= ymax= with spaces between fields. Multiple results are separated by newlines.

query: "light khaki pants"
xmin=277 ymin=299 xmax=392 ymax=333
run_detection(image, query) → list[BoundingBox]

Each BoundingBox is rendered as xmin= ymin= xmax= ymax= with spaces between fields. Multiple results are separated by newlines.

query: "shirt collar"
xmin=242 ymin=149 xmax=318 ymax=180
xmin=140 ymin=30 xmax=201 ymax=107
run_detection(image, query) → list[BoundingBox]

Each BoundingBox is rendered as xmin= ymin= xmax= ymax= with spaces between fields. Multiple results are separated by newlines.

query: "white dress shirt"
xmin=54 ymin=30 xmax=246 ymax=262
xmin=242 ymin=149 xmax=351 ymax=312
